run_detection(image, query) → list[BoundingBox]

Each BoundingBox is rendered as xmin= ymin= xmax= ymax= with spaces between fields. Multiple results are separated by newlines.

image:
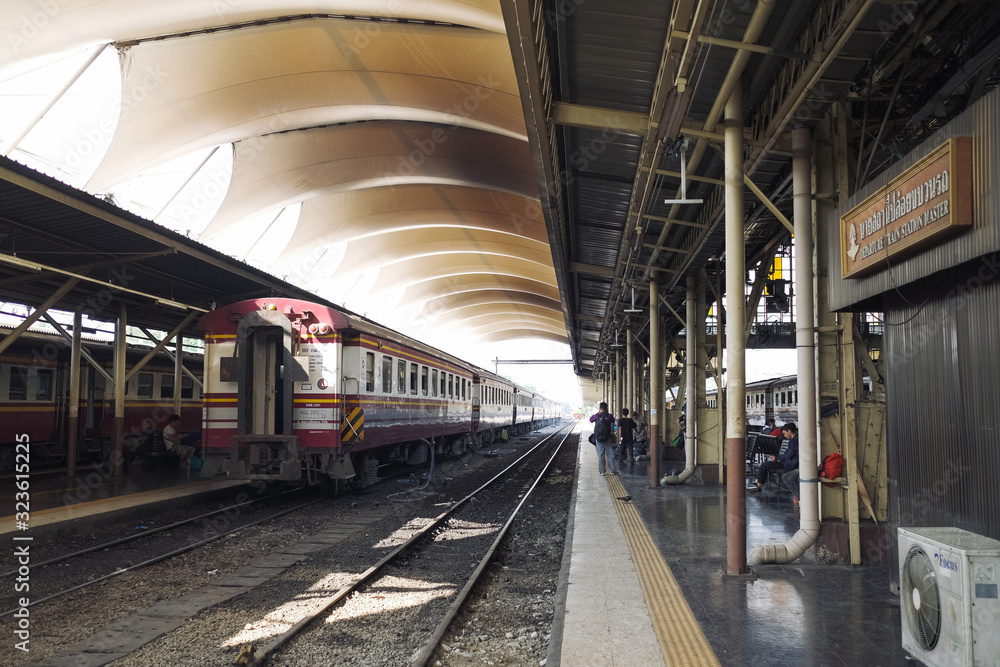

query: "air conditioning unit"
xmin=898 ymin=527 xmax=1000 ymax=666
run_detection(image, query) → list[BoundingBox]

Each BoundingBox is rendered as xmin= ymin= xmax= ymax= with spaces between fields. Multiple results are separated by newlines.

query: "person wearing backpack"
xmin=589 ymin=402 xmax=618 ymax=476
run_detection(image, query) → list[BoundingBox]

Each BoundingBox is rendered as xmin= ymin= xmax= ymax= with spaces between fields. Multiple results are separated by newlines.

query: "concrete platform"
xmin=0 ymin=465 xmax=243 ymax=540
xmin=553 ymin=436 xmax=912 ymax=667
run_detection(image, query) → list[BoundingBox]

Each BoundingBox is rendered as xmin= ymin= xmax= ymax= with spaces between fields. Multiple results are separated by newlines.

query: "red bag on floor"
xmin=819 ymin=452 xmax=845 ymax=486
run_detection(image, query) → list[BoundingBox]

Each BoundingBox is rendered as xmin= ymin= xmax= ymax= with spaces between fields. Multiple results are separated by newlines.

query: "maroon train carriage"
xmin=0 ymin=329 xmax=202 ymax=470
xmin=198 ymin=298 xmax=560 ymax=486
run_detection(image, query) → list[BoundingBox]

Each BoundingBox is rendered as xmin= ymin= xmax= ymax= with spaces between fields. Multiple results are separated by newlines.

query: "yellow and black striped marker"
xmin=341 ymin=407 xmax=364 ymax=443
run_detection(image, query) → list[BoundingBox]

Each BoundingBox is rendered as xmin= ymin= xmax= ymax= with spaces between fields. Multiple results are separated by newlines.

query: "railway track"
xmin=0 ymin=488 xmax=321 ymax=616
xmin=3 ymin=421 xmax=577 ymax=666
xmin=242 ymin=421 xmax=575 ymax=665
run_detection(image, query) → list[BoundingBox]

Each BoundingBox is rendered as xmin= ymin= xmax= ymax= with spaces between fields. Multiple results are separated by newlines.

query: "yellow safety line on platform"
xmin=605 ymin=475 xmax=720 ymax=667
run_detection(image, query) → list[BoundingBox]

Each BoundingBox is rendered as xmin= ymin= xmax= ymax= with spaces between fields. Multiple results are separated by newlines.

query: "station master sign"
xmin=840 ymin=137 xmax=972 ymax=279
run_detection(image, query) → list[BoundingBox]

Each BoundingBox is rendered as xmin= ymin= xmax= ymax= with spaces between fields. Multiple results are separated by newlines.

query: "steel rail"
xmin=246 ymin=420 xmax=576 ymax=666
xmin=0 ymin=495 xmax=324 ymax=617
xmin=0 ymin=487 xmax=298 ymax=579
xmin=413 ymin=424 xmax=574 ymax=666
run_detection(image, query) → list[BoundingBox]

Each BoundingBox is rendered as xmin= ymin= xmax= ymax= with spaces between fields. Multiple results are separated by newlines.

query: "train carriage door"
xmin=236 ymin=309 xmax=307 ymax=436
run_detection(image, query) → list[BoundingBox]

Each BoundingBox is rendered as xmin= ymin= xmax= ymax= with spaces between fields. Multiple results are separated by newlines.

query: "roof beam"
xmin=550 ymin=102 xmax=649 ymax=136
xmin=671 ymin=30 xmax=817 ymax=61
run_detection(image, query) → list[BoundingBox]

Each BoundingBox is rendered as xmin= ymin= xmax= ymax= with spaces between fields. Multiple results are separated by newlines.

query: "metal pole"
xmin=626 ymin=325 xmax=634 ymax=413
xmin=615 ymin=349 xmax=622 ymax=414
xmin=173 ymin=334 xmax=183 ymax=418
xmin=112 ymin=303 xmax=127 ymax=478
xmin=724 ymin=82 xmax=748 ymax=575
xmin=67 ymin=310 xmax=82 ymax=479
xmin=649 ymin=277 xmax=661 ymax=486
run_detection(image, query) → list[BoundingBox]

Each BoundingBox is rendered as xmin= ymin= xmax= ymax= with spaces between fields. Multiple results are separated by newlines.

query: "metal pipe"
xmin=724 ymin=83 xmax=748 ymax=575
xmin=749 ymin=127 xmax=819 ymax=565
xmin=648 ymin=277 xmax=661 ymax=486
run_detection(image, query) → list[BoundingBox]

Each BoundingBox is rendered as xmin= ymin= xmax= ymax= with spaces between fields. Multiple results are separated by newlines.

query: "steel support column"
xmin=724 ymin=83 xmax=748 ymax=575
xmin=649 ymin=277 xmax=661 ymax=486
xmin=67 ymin=310 xmax=82 ymax=479
xmin=173 ymin=334 xmax=183 ymax=418
xmin=626 ymin=325 xmax=634 ymax=414
xmin=112 ymin=303 xmax=127 ymax=478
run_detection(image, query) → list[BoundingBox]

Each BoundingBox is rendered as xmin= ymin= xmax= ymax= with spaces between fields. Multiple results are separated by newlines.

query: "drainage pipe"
xmin=648 ymin=277 xmax=661 ymax=487
xmin=661 ymin=275 xmax=698 ymax=485
xmin=749 ymin=127 xmax=819 ymax=565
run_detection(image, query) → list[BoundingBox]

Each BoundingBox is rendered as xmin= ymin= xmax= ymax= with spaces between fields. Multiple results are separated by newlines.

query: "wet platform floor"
xmin=610 ymin=458 xmax=910 ymax=667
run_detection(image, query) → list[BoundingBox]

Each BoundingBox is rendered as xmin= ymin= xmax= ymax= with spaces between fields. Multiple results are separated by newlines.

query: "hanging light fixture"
xmin=624 ymin=286 xmax=642 ymax=313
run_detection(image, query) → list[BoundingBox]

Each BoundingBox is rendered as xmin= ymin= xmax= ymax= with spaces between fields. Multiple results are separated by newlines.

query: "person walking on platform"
xmin=747 ymin=422 xmax=798 ymax=492
xmin=589 ymin=402 xmax=619 ymax=476
xmin=617 ymin=408 xmax=638 ymax=463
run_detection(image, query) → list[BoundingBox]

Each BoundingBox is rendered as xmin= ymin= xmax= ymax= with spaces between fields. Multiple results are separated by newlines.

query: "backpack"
xmin=594 ymin=415 xmax=611 ymax=439
xmin=819 ymin=452 xmax=845 ymax=485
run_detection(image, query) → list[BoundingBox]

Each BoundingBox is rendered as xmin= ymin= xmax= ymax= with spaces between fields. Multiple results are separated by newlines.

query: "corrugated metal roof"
xmin=530 ymin=0 xmax=1000 ymax=375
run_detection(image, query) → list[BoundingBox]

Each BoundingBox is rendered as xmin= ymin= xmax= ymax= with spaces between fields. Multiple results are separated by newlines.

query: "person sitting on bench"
xmin=163 ymin=414 xmax=195 ymax=471
xmin=747 ymin=422 xmax=798 ymax=492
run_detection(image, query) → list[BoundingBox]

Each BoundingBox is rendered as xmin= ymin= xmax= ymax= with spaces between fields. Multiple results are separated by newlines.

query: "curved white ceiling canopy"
xmin=0 ymin=0 xmax=570 ymax=357
xmin=87 ymin=17 xmax=524 ymax=191
xmin=0 ymin=0 xmax=505 ymax=70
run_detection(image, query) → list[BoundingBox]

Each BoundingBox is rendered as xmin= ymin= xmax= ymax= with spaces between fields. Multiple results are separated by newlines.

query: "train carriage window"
xmin=409 ymin=363 xmax=418 ymax=395
xmin=382 ymin=356 xmax=393 ymax=393
xmin=448 ymin=373 xmax=454 ymax=398
xmin=431 ymin=369 xmax=438 ymax=397
xmin=746 ymin=396 xmax=750 ymax=408
xmin=161 ymin=374 xmax=174 ymax=399
xmin=462 ymin=378 xmax=466 ymax=401
xmin=420 ymin=366 xmax=428 ymax=396
xmin=397 ymin=359 xmax=406 ymax=394
xmin=137 ymin=372 xmax=154 ymax=399
xmin=8 ymin=367 xmax=27 ymax=401
xmin=35 ymin=369 xmax=53 ymax=401
xmin=365 ymin=352 xmax=374 ymax=392
xmin=440 ymin=372 xmax=446 ymax=397
xmin=793 ymin=390 xmax=798 ymax=405
xmin=181 ymin=376 xmax=194 ymax=399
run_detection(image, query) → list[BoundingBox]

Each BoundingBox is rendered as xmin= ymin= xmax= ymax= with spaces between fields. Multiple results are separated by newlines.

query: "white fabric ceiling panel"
xmin=363 ymin=254 xmax=557 ymax=296
xmin=324 ymin=228 xmax=552 ymax=276
xmin=403 ymin=275 xmax=561 ymax=304
xmin=200 ymin=122 xmax=538 ymax=237
xmin=87 ymin=18 xmax=523 ymax=190
xmin=0 ymin=0 xmax=505 ymax=70
xmin=270 ymin=185 xmax=547 ymax=276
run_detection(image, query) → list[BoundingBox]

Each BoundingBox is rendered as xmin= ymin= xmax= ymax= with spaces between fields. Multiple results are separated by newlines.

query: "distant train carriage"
xmin=198 ymin=298 xmax=560 ymax=485
xmin=705 ymin=374 xmax=798 ymax=427
xmin=0 ymin=329 xmax=202 ymax=468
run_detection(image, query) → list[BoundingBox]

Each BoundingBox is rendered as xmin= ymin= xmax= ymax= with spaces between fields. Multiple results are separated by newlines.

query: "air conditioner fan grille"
xmin=902 ymin=545 xmax=941 ymax=651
